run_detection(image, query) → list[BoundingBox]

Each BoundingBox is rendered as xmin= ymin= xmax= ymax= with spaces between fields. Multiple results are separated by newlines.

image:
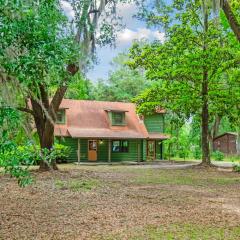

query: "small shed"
xmin=213 ymin=132 xmax=237 ymax=155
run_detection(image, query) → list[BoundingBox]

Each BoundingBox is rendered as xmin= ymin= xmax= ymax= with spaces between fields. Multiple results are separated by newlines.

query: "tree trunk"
xmin=201 ymin=4 xmax=211 ymax=166
xmin=221 ymin=0 xmax=240 ymax=42
xmin=39 ymin=120 xmax=57 ymax=171
xmin=201 ymin=70 xmax=211 ymax=165
xmin=30 ymin=85 xmax=69 ymax=171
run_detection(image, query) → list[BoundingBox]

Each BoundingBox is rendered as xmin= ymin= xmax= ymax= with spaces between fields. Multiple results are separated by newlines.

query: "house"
xmin=213 ymin=132 xmax=237 ymax=155
xmin=54 ymin=99 xmax=169 ymax=162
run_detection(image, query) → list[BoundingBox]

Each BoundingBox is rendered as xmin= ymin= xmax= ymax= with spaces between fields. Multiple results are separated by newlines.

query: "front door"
xmin=147 ymin=140 xmax=155 ymax=161
xmin=88 ymin=140 xmax=97 ymax=161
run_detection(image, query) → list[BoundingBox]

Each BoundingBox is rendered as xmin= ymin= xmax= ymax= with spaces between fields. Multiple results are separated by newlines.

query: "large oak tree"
xmin=0 ymin=0 xmax=124 ymax=170
xmin=129 ymin=0 xmax=240 ymax=165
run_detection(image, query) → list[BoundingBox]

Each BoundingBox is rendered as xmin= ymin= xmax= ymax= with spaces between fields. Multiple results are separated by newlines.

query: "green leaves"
xmin=130 ymin=0 xmax=240 ymax=119
xmin=0 ymin=0 xmax=78 ymax=90
xmin=92 ymin=52 xmax=151 ymax=102
xmin=0 ymin=106 xmax=33 ymax=187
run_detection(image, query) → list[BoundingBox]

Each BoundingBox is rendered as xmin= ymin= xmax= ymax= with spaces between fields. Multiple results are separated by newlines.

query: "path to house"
xmin=78 ymin=160 xmax=234 ymax=169
xmin=135 ymin=160 xmax=234 ymax=169
xmin=0 ymin=163 xmax=240 ymax=239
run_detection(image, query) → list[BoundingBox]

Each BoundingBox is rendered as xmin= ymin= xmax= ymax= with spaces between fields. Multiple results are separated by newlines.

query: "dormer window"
xmin=105 ymin=109 xmax=127 ymax=126
xmin=112 ymin=112 xmax=125 ymax=125
xmin=56 ymin=109 xmax=66 ymax=124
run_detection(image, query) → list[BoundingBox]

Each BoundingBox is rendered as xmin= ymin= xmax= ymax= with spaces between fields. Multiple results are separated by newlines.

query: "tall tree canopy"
xmin=129 ymin=0 xmax=240 ymax=165
xmin=93 ymin=53 xmax=151 ymax=102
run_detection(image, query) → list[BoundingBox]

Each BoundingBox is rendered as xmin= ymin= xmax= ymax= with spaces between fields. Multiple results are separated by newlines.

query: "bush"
xmin=0 ymin=142 xmax=34 ymax=187
xmin=17 ymin=144 xmax=41 ymax=165
xmin=233 ymin=163 xmax=240 ymax=172
xmin=178 ymin=148 xmax=189 ymax=159
xmin=233 ymin=165 xmax=240 ymax=172
xmin=1 ymin=143 xmax=70 ymax=166
xmin=212 ymin=151 xmax=224 ymax=161
xmin=52 ymin=143 xmax=70 ymax=163
xmin=193 ymin=147 xmax=202 ymax=160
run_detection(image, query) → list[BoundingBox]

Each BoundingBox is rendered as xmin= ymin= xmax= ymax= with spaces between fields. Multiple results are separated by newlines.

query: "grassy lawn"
xmin=0 ymin=164 xmax=240 ymax=239
xmin=171 ymin=156 xmax=240 ymax=163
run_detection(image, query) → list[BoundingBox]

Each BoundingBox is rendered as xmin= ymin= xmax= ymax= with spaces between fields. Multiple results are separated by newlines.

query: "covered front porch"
xmin=75 ymin=138 xmax=143 ymax=163
xmin=73 ymin=138 xmax=167 ymax=163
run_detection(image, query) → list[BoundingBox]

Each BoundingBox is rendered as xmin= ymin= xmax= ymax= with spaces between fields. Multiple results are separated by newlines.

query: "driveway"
xmin=131 ymin=160 xmax=234 ymax=169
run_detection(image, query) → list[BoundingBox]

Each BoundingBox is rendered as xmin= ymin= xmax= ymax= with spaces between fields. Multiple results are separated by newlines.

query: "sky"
xmin=61 ymin=1 xmax=165 ymax=82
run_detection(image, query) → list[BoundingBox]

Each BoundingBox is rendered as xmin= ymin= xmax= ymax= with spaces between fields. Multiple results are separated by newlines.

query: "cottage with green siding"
xmin=55 ymin=99 xmax=169 ymax=162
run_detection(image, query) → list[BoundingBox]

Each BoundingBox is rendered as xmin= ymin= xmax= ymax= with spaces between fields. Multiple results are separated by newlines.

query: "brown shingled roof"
xmin=54 ymin=99 xmax=168 ymax=140
xmin=55 ymin=99 xmax=148 ymax=139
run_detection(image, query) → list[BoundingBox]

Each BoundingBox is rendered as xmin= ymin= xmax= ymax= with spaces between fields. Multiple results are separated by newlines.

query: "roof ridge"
xmin=62 ymin=98 xmax=134 ymax=105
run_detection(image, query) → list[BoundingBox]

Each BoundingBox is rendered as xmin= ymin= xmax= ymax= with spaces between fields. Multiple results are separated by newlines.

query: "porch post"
xmin=77 ymin=138 xmax=80 ymax=164
xmin=108 ymin=139 xmax=111 ymax=163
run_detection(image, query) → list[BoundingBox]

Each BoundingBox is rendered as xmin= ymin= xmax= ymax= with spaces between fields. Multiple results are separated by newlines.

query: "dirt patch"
xmin=0 ymin=165 xmax=240 ymax=239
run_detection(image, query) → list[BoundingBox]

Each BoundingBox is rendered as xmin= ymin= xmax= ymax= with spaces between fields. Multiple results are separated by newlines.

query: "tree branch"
xmin=39 ymin=84 xmax=50 ymax=110
xmin=17 ymin=107 xmax=34 ymax=115
xmin=222 ymin=0 xmax=240 ymax=42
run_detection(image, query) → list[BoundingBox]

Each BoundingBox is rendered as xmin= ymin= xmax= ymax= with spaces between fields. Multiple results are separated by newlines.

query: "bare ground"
xmin=0 ymin=164 xmax=240 ymax=240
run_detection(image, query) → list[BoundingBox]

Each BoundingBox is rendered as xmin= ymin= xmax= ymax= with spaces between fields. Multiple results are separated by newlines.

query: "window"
xmin=56 ymin=109 xmax=65 ymax=124
xmin=112 ymin=112 xmax=126 ymax=125
xmin=112 ymin=140 xmax=129 ymax=152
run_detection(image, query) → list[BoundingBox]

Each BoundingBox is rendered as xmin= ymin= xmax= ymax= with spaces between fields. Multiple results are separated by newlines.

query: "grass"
xmin=59 ymin=165 xmax=240 ymax=187
xmin=101 ymin=224 xmax=240 ymax=240
xmin=132 ymin=169 xmax=240 ymax=186
xmin=55 ymin=178 xmax=99 ymax=192
xmin=171 ymin=156 xmax=240 ymax=163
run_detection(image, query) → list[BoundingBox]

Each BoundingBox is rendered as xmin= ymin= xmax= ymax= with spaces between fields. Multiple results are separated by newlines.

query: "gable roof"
xmin=54 ymin=99 xmax=148 ymax=139
xmin=55 ymin=99 xmax=169 ymax=140
xmin=214 ymin=132 xmax=237 ymax=140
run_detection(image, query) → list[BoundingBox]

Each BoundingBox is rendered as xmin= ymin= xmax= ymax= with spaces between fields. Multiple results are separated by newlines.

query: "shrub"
xmin=1 ymin=143 xmax=70 ymax=167
xmin=0 ymin=142 xmax=34 ymax=187
xmin=193 ymin=147 xmax=202 ymax=160
xmin=37 ymin=143 xmax=70 ymax=164
xmin=178 ymin=148 xmax=189 ymax=159
xmin=212 ymin=151 xmax=224 ymax=161
xmin=233 ymin=164 xmax=240 ymax=172
xmin=53 ymin=143 xmax=70 ymax=163
xmin=17 ymin=144 xmax=41 ymax=165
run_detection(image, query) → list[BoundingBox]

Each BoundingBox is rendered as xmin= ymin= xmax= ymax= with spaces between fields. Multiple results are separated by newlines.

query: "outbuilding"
xmin=213 ymin=132 xmax=238 ymax=155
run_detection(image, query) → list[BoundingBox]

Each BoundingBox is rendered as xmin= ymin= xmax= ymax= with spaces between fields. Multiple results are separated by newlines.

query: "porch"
xmin=58 ymin=137 xmax=165 ymax=162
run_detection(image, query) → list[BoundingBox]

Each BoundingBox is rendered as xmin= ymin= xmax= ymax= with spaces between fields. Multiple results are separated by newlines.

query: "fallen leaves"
xmin=0 ymin=165 xmax=239 ymax=239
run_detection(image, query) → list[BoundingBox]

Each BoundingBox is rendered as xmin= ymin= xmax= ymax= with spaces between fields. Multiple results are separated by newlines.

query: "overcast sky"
xmin=61 ymin=1 xmax=165 ymax=82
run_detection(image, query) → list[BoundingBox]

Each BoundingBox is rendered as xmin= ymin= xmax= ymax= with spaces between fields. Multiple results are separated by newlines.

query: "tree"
xmin=129 ymin=0 xmax=240 ymax=165
xmin=0 ymin=0 xmax=123 ymax=171
xmin=65 ymin=73 xmax=94 ymax=100
xmin=210 ymin=0 xmax=240 ymax=42
xmin=93 ymin=53 xmax=151 ymax=102
xmin=0 ymin=105 xmax=34 ymax=186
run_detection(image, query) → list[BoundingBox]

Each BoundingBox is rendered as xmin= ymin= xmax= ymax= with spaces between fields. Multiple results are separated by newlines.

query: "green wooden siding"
xmin=58 ymin=137 xmax=144 ymax=162
xmin=111 ymin=139 xmax=142 ymax=162
xmin=97 ymin=140 xmax=108 ymax=161
xmin=142 ymin=140 xmax=147 ymax=161
xmin=57 ymin=137 xmax=78 ymax=162
xmin=79 ymin=139 xmax=88 ymax=161
xmin=144 ymin=114 xmax=164 ymax=133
